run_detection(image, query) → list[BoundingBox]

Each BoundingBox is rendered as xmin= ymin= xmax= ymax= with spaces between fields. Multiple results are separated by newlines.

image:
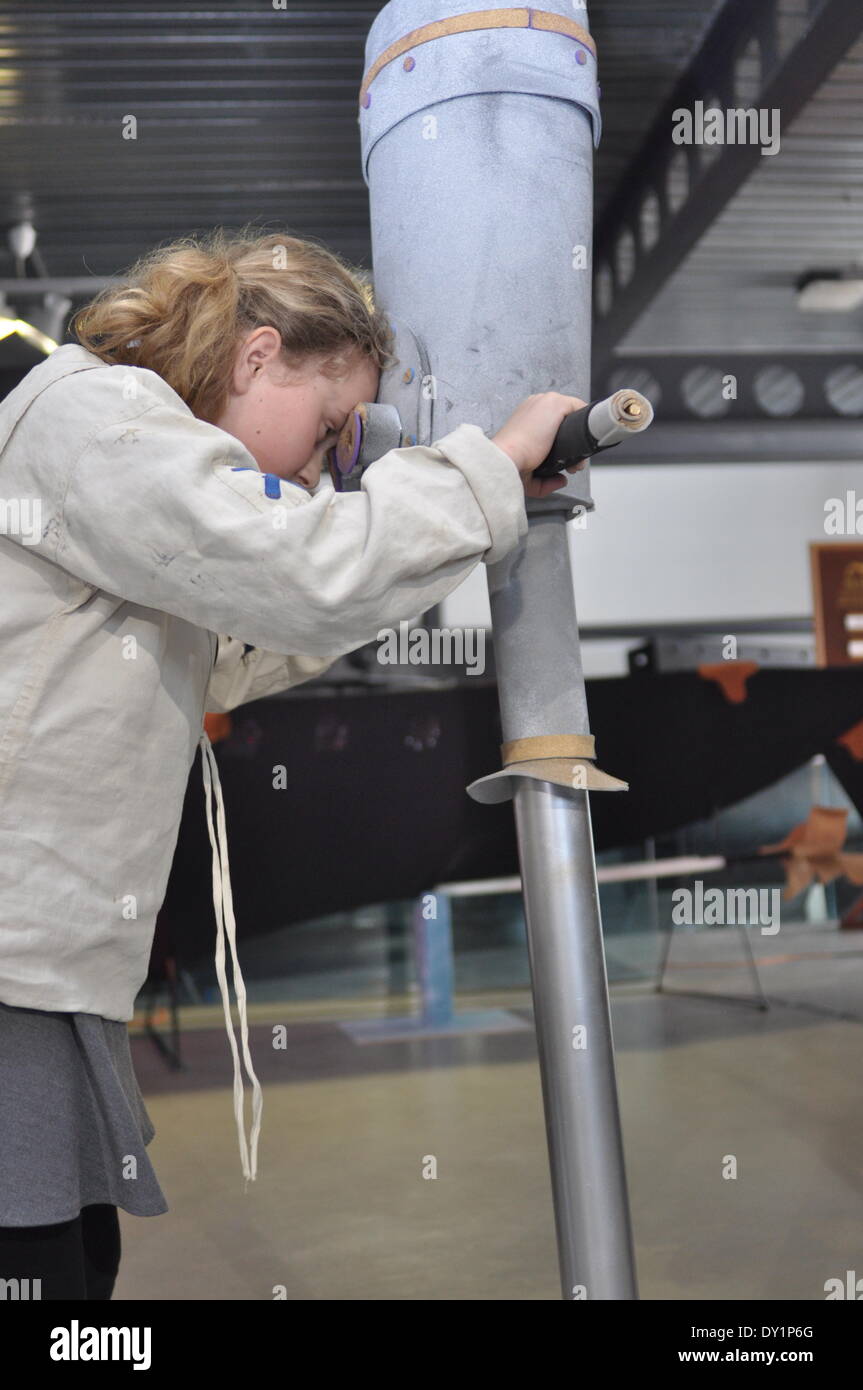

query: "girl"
xmin=0 ymin=227 xmax=585 ymax=1299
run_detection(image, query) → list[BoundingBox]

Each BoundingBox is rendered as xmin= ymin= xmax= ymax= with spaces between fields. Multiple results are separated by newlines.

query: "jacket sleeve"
xmin=205 ymin=634 xmax=336 ymax=713
xmin=33 ymin=391 xmax=528 ymax=659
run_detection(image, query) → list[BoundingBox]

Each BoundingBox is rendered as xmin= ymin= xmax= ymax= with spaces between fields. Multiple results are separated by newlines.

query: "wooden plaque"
xmin=810 ymin=542 xmax=863 ymax=667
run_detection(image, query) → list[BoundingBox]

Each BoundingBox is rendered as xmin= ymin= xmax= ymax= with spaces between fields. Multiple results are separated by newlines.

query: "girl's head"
xmin=72 ymin=226 xmax=395 ymax=487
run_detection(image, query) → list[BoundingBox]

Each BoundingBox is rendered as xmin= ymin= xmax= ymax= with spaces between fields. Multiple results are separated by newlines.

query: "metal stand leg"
xmin=655 ymin=809 xmax=768 ymax=1008
xmin=140 ymin=958 xmax=186 ymax=1071
xmin=657 ymin=916 xmax=770 ymax=1011
xmin=738 ymin=921 xmax=771 ymax=1010
xmin=644 ymin=835 xmax=662 ymax=977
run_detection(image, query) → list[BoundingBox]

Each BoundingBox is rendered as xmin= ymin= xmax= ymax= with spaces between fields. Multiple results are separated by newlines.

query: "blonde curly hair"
xmin=72 ymin=224 xmax=395 ymax=424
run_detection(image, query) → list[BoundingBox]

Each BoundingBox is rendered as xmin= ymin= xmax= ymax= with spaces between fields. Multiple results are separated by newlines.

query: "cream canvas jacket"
xmin=0 ymin=342 xmax=528 ymax=1181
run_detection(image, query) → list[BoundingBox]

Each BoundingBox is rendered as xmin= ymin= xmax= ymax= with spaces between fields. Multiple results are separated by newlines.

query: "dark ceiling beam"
xmin=591 ymin=0 xmax=863 ymax=378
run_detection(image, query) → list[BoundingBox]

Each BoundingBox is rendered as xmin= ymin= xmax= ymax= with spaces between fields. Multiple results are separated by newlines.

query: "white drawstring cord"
xmin=199 ymin=729 xmax=264 ymax=1189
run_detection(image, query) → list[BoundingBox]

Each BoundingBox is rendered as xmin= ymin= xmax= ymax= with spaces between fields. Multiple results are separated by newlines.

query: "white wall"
xmin=441 ymin=459 xmax=862 ymax=671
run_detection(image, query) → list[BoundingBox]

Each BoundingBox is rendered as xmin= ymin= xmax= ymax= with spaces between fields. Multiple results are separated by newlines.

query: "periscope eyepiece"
xmin=326 ymin=389 xmax=654 ymax=491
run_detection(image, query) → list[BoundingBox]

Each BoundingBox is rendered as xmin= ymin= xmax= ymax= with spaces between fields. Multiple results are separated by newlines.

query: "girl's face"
xmin=214 ymin=326 xmax=381 ymax=490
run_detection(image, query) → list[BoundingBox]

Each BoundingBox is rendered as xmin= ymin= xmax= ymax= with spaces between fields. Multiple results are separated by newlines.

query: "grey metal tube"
xmin=492 ymin=521 xmax=636 ymax=1297
xmin=514 ymin=785 xmax=637 ymax=1299
xmin=489 ymin=513 xmax=638 ymax=1298
xmin=489 ymin=514 xmax=591 ymax=736
xmin=360 ymin=0 xmax=638 ymax=1299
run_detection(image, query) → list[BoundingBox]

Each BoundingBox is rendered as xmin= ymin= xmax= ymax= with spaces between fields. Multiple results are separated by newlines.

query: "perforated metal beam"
xmin=594 ymin=350 xmax=863 ymax=460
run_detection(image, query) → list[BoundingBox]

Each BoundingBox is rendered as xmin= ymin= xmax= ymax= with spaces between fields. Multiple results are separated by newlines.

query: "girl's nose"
xmin=296 ymin=454 xmax=324 ymax=491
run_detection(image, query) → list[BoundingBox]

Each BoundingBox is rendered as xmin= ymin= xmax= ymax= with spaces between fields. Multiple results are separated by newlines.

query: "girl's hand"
xmin=491 ymin=393 xmax=589 ymax=498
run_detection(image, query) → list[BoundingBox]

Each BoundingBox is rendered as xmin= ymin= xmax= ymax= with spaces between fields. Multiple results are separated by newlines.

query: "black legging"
xmin=0 ymin=1203 xmax=121 ymax=1300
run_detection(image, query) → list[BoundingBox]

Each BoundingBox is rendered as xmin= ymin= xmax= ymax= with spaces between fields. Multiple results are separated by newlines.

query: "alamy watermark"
xmin=825 ymin=1270 xmax=863 ymax=1299
xmin=672 ymin=880 xmax=780 ymax=935
xmin=824 ymin=491 xmax=863 ymax=535
xmin=376 ymin=620 xmax=485 ymax=676
xmin=0 ymin=495 xmax=42 ymax=546
xmin=50 ymin=1321 xmax=151 ymax=1369
xmin=0 ymin=1276 xmax=41 ymax=1300
xmin=672 ymin=100 xmax=780 ymax=157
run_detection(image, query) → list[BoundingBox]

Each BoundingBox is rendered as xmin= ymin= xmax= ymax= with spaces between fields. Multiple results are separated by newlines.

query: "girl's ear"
xmin=237 ymin=326 xmax=283 ymax=384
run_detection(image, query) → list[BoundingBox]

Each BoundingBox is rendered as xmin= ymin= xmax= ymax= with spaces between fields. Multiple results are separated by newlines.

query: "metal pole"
xmin=488 ymin=512 xmax=637 ymax=1299
xmin=515 ymin=786 xmax=637 ymax=1298
xmin=360 ymin=0 xmax=638 ymax=1298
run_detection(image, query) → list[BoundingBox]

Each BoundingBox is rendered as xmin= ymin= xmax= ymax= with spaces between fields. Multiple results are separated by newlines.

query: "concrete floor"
xmin=117 ymin=923 xmax=863 ymax=1300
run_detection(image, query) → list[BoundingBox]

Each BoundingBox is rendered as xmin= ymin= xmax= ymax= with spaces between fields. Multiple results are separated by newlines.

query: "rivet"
xmin=576 ymin=49 xmax=587 ymax=66
xmin=361 ymin=92 xmax=371 ymax=108
xmin=403 ymin=56 xmax=415 ymax=72
xmin=402 ymin=367 xmax=415 ymax=383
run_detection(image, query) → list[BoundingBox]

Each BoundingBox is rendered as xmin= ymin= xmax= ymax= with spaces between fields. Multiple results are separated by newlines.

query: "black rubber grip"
xmin=532 ymin=405 xmax=598 ymax=479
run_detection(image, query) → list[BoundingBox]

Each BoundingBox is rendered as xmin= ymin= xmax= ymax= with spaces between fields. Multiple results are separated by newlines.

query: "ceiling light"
xmin=0 ymin=296 xmax=57 ymax=354
xmin=796 ymin=270 xmax=863 ymax=312
xmin=7 ymin=220 xmax=37 ymax=262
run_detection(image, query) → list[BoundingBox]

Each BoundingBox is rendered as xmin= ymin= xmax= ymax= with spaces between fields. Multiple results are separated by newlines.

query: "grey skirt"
xmin=0 ymin=998 xmax=169 ymax=1227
